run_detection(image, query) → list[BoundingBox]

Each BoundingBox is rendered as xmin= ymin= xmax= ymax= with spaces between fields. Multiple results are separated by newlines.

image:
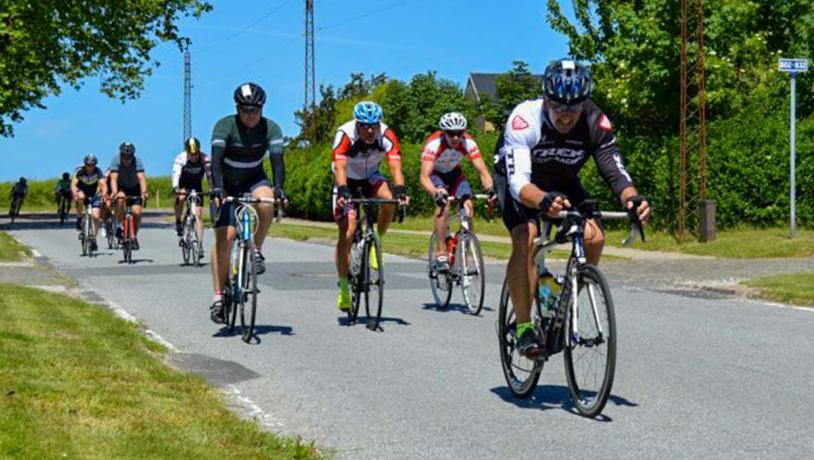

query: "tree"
xmin=293 ymin=84 xmax=338 ymax=145
xmin=483 ymin=61 xmax=541 ymax=132
xmin=0 ymin=0 xmax=211 ymax=136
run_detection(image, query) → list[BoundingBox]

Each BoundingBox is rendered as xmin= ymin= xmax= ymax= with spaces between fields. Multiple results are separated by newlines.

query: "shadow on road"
xmin=422 ymin=302 xmax=494 ymax=315
xmin=336 ymin=315 xmax=411 ymax=330
xmin=490 ymin=385 xmax=638 ymax=420
xmin=213 ymin=324 xmax=294 ymax=341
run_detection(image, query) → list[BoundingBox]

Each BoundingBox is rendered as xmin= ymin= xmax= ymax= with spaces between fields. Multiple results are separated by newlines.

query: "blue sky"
xmin=0 ymin=0 xmax=571 ymax=181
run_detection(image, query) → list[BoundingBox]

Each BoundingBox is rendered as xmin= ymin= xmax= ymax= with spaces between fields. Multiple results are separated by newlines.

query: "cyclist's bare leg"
xmin=174 ymin=191 xmax=186 ymax=224
xmin=212 ymin=226 xmax=236 ymax=291
xmin=75 ymin=191 xmax=86 ymax=220
xmin=131 ymin=205 xmax=143 ymax=236
xmin=335 ymin=216 xmax=356 ymax=279
xmin=507 ymin=222 xmax=538 ymax=325
xmin=433 ymin=204 xmax=449 ymax=258
xmin=251 ymin=185 xmax=274 ymax=251
xmin=194 ymin=205 xmax=204 ymax=241
xmin=463 ymin=198 xmax=474 ymax=229
xmin=375 ymin=182 xmax=394 ymax=236
xmin=584 ymin=218 xmax=604 ymax=265
xmin=114 ymin=193 xmax=126 ymax=222
xmin=92 ymin=207 xmax=101 ymax=234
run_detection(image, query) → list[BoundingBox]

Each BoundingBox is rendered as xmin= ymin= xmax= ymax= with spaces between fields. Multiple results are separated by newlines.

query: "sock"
xmin=213 ymin=290 xmax=223 ymax=302
xmin=516 ymin=321 xmax=534 ymax=339
xmin=338 ymin=277 xmax=349 ymax=293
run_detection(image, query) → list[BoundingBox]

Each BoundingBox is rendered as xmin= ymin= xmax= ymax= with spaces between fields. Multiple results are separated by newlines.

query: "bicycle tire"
xmin=498 ymin=278 xmax=543 ymax=398
xmin=225 ymin=276 xmax=237 ymax=333
xmin=181 ymin=239 xmax=190 ymax=265
xmin=563 ymin=264 xmax=617 ymax=418
xmin=428 ymin=230 xmax=453 ymax=309
xmin=81 ymin=233 xmax=88 ymax=256
xmin=242 ymin=243 xmax=258 ymax=343
xmin=364 ymin=235 xmax=383 ymax=330
xmin=348 ymin=235 xmax=363 ymax=323
xmin=459 ymin=233 xmax=485 ymax=315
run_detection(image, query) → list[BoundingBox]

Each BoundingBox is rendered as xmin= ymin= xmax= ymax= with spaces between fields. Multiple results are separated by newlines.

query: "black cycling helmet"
xmin=184 ymin=137 xmax=201 ymax=154
xmin=19 ymin=177 xmax=27 ymax=184
xmin=234 ymin=82 xmax=266 ymax=107
xmin=83 ymin=154 xmax=97 ymax=165
xmin=62 ymin=172 xmax=70 ymax=180
xmin=542 ymin=59 xmax=592 ymax=106
xmin=119 ymin=142 xmax=135 ymax=156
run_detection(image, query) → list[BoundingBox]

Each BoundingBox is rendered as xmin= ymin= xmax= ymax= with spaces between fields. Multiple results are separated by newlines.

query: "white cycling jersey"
xmin=421 ymin=131 xmax=482 ymax=173
xmin=331 ymin=120 xmax=401 ymax=180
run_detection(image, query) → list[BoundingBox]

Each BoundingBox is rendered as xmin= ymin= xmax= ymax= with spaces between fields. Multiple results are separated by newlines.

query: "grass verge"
xmin=0 ymin=283 xmax=320 ymax=458
xmin=0 ymin=232 xmax=32 ymax=262
xmin=741 ymin=272 xmax=814 ymax=307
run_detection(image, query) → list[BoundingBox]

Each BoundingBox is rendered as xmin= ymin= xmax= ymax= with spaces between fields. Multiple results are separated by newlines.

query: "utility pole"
xmin=182 ymin=38 xmax=192 ymax=143
xmin=779 ymin=57 xmax=809 ymax=238
xmin=305 ymin=0 xmax=316 ymax=143
xmin=679 ymin=0 xmax=711 ymax=241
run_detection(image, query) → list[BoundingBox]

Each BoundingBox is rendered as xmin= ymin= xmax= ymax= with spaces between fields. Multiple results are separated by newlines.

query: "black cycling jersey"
xmin=210 ymin=115 xmax=285 ymax=191
xmin=73 ymin=165 xmax=105 ymax=196
xmin=495 ymin=99 xmax=633 ymax=199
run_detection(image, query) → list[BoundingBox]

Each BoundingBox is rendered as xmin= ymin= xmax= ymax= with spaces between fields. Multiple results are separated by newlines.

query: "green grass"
xmin=0 ymin=283 xmax=320 ymax=459
xmin=0 ymin=232 xmax=32 ymax=262
xmin=604 ymin=227 xmax=814 ymax=258
xmin=742 ymin=272 xmax=814 ymax=307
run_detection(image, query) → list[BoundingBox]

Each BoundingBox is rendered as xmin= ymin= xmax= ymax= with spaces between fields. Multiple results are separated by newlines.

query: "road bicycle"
xmin=57 ymin=191 xmax=71 ymax=225
xmin=77 ymin=196 xmax=98 ymax=257
xmin=497 ymin=199 xmax=644 ymax=418
xmin=119 ymin=196 xmax=142 ymax=264
xmin=428 ymin=194 xmax=491 ymax=315
xmin=179 ymin=190 xmax=204 ymax=266
xmin=221 ymin=194 xmax=285 ymax=343
xmin=103 ymin=210 xmax=117 ymax=250
xmin=8 ymin=194 xmax=23 ymax=224
xmin=345 ymin=197 xmax=405 ymax=331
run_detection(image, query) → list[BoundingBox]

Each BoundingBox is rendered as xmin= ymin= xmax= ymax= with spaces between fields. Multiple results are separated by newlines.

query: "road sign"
xmin=779 ymin=58 xmax=809 ymax=73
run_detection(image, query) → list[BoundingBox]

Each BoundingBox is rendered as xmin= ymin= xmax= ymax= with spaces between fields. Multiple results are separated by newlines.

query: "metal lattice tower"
xmin=679 ymin=0 xmax=707 ymax=239
xmin=182 ymin=38 xmax=192 ymax=142
xmin=305 ymin=0 xmax=316 ymax=142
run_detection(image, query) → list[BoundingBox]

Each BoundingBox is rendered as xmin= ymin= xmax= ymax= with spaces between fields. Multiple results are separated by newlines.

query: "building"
xmin=465 ymin=72 xmax=543 ymax=132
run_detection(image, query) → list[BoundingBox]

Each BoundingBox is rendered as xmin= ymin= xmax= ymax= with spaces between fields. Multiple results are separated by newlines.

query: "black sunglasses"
xmin=357 ymin=122 xmax=380 ymax=130
xmin=444 ymin=130 xmax=464 ymax=137
xmin=238 ymin=105 xmax=261 ymax=114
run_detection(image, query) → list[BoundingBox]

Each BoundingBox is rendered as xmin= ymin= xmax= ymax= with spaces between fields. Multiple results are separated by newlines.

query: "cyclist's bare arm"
xmin=470 ymin=156 xmax=494 ymax=191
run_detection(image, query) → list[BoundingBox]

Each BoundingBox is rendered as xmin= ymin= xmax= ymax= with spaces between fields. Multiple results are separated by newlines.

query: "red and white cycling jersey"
xmin=420 ymin=131 xmax=482 ymax=173
xmin=332 ymin=120 xmax=401 ymax=180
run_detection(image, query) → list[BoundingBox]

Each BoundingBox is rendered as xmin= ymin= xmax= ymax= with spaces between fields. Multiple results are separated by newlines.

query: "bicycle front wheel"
xmin=563 ymin=264 xmax=617 ymax=418
xmin=240 ymin=242 xmax=258 ymax=343
xmin=498 ymin=278 xmax=543 ymax=398
xmin=428 ymin=230 xmax=452 ymax=309
xmin=459 ymin=233 xmax=485 ymax=315
xmin=364 ymin=236 xmax=383 ymax=330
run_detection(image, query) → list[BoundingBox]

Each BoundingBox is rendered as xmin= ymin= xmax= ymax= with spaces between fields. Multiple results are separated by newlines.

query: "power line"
xmin=196 ymin=34 xmax=301 ymax=87
xmin=319 ymin=0 xmax=406 ymax=31
xmin=199 ymin=0 xmax=296 ymax=53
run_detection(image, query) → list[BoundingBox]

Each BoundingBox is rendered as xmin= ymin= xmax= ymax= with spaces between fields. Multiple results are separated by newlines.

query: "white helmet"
xmin=439 ymin=112 xmax=467 ymax=131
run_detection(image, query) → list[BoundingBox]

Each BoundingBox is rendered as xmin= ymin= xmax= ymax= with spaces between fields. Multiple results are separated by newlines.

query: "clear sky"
xmin=0 ymin=0 xmax=570 ymax=181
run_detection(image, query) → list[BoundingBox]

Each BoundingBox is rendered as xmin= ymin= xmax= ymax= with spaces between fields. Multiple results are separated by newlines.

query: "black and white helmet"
xmin=83 ymin=154 xmax=97 ymax=165
xmin=234 ymin=82 xmax=266 ymax=107
xmin=439 ymin=112 xmax=467 ymax=131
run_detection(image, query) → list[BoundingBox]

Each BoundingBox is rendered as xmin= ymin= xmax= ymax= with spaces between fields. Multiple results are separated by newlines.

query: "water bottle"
xmin=446 ymin=234 xmax=458 ymax=265
xmin=537 ymin=267 xmax=561 ymax=318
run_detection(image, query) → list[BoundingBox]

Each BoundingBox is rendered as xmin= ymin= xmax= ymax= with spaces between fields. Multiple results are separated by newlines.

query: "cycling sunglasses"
xmin=238 ymin=105 xmax=261 ymax=115
xmin=548 ymin=100 xmax=585 ymax=114
xmin=444 ymin=130 xmax=464 ymax=137
xmin=357 ymin=122 xmax=381 ymax=130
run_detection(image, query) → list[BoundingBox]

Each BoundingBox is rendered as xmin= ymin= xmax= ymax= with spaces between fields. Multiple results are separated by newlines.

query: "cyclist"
xmin=208 ymin=82 xmax=286 ymax=323
xmin=420 ymin=112 xmax=496 ymax=272
xmin=493 ymin=59 xmax=650 ymax=358
xmin=54 ymin=172 xmax=72 ymax=213
xmin=332 ymin=101 xmax=409 ymax=312
xmin=70 ymin=155 xmax=107 ymax=248
xmin=9 ymin=177 xmax=28 ymax=216
xmin=109 ymin=142 xmax=149 ymax=250
xmin=172 ymin=137 xmax=211 ymax=253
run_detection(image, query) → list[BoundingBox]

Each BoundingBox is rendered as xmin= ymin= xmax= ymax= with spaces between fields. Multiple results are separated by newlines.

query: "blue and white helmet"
xmin=542 ymin=59 xmax=592 ymax=106
xmin=353 ymin=101 xmax=383 ymax=124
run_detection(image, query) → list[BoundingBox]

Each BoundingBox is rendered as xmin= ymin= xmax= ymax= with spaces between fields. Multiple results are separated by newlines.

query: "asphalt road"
xmin=8 ymin=215 xmax=814 ymax=459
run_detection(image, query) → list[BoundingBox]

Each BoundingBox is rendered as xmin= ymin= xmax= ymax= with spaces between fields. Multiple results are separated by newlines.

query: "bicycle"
xmin=119 ymin=196 xmax=142 ymax=264
xmin=78 ymin=196 xmax=97 ymax=257
xmin=8 ymin=194 xmax=23 ymax=224
xmin=345 ymin=197 xmax=405 ymax=331
xmin=220 ymin=194 xmax=285 ymax=343
xmin=179 ymin=190 xmax=204 ymax=266
xmin=57 ymin=191 xmax=71 ymax=225
xmin=103 ymin=210 xmax=117 ymax=250
xmin=496 ymin=199 xmax=644 ymax=418
xmin=428 ymin=194 xmax=491 ymax=315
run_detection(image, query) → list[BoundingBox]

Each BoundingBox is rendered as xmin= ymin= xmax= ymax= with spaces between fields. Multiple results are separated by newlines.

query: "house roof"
xmin=466 ymin=72 xmax=544 ymax=103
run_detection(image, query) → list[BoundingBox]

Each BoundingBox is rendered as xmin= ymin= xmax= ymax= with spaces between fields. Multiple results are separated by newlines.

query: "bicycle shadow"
xmin=117 ymin=258 xmax=154 ymax=265
xmin=212 ymin=324 xmax=294 ymax=343
xmin=421 ymin=302 xmax=494 ymax=315
xmin=336 ymin=315 xmax=411 ymax=331
xmin=490 ymin=385 xmax=638 ymax=421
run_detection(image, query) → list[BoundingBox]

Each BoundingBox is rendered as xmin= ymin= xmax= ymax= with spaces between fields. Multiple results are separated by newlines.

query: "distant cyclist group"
xmin=9 ymin=58 xmax=652 ymax=416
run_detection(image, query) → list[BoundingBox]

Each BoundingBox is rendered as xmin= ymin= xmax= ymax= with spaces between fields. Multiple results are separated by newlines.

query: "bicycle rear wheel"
xmin=498 ymin=278 xmax=543 ymax=398
xmin=459 ymin=233 xmax=485 ymax=315
xmin=225 ymin=275 xmax=237 ymax=333
xmin=563 ymin=264 xmax=617 ymax=418
xmin=181 ymin=239 xmax=190 ymax=265
xmin=241 ymin=243 xmax=258 ymax=343
xmin=428 ymin=230 xmax=452 ymax=309
xmin=364 ymin=235 xmax=383 ymax=330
